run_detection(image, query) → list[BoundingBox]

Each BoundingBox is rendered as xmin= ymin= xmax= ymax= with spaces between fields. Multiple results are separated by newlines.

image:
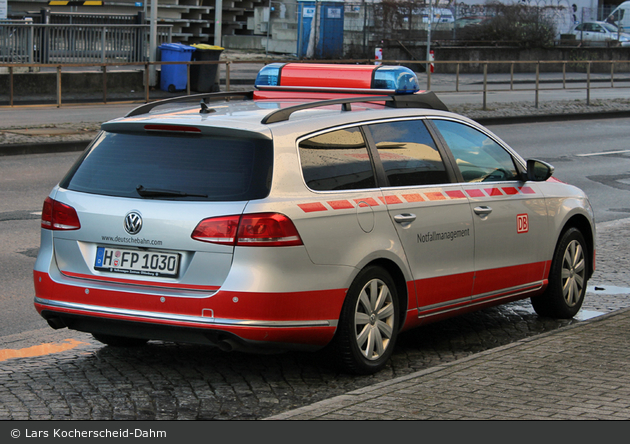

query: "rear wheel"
xmin=92 ymin=333 xmax=148 ymax=347
xmin=531 ymin=227 xmax=588 ymax=319
xmin=333 ymin=266 xmax=399 ymax=375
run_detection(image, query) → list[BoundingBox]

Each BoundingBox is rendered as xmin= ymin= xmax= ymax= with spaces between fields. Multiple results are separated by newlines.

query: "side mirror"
xmin=526 ymin=159 xmax=555 ymax=182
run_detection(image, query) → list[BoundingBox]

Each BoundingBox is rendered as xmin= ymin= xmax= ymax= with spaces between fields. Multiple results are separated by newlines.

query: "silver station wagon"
xmin=34 ymin=63 xmax=595 ymax=374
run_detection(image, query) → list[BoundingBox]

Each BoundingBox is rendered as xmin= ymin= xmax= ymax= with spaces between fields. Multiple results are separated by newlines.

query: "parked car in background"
xmin=454 ymin=16 xmax=488 ymax=29
xmin=571 ymin=21 xmax=630 ymax=46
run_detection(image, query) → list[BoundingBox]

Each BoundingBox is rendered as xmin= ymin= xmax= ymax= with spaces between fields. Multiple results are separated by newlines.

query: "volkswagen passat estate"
xmin=34 ymin=63 xmax=595 ymax=374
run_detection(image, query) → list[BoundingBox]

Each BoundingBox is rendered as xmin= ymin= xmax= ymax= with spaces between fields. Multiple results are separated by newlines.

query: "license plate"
xmin=95 ymin=247 xmax=180 ymax=278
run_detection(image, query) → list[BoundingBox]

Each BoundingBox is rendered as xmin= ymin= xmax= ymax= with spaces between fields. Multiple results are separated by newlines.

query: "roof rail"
xmin=125 ymin=91 xmax=254 ymax=117
xmin=260 ymin=91 xmax=448 ymax=124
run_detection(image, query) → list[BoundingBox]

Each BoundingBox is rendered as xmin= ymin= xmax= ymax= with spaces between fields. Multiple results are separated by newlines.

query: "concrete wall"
xmin=0 ymin=70 xmax=145 ymax=98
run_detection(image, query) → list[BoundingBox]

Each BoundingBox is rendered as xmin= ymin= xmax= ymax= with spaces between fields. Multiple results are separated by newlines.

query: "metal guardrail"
xmin=425 ymin=59 xmax=630 ymax=109
xmin=0 ymin=23 xmax=173 ymax=64
xmin=0 ymin=58 xmax=629 ymax=109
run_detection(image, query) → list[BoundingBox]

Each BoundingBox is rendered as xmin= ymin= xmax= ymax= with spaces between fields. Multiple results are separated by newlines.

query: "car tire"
xmin=531 ymin=227 xmax=588 ymax=319
xmin=92 ymin=333 xmax=148 ymax=347
xmin=333 ymin=266 xmax=399 ymax=375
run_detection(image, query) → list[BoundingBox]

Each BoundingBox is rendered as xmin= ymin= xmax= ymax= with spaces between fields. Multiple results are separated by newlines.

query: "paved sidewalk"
xmin=266 ymin=307 xmax=630 ymax=420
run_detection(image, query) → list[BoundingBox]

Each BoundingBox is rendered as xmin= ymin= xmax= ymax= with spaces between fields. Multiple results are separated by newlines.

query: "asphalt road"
xmin=487 ymin=116 xmax=630 ymax=223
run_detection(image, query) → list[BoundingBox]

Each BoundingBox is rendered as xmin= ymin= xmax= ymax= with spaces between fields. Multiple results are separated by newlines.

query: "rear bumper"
xmin=37 ymin=307 xmax=329 ymax=353
xmin=34 ymin=270 xmax=343 ymax=350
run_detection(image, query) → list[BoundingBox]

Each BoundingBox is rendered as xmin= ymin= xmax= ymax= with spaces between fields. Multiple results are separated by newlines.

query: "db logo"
xmin=517 ymin=214 xmax=529 ymax=233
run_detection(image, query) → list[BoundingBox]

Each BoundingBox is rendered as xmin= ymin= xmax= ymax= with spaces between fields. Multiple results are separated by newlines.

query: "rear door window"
xmin=298 ymin=126 xmax=377 ymax=191
xmin=60 ymin=131 xmax=273 ymax=201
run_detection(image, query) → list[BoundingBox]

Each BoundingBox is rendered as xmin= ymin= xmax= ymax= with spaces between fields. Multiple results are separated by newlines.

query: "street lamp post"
xmin=426 ymin=2 xmax=433 ymax=73
xmin=149 ymin=0 xmax=157 ymax=86
xmin=215 ymin=0 xmax=223 ymax=47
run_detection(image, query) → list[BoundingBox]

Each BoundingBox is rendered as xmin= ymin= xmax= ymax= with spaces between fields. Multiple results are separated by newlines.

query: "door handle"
xmin=473 ymin=206 xmax=493 ymax=216
xmin=394 ymin=213 xmax=417 ymax=224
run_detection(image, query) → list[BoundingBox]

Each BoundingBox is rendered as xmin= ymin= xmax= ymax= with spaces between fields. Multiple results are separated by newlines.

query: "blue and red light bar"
xmin=255 ymin=63 xmax=421 ymax=95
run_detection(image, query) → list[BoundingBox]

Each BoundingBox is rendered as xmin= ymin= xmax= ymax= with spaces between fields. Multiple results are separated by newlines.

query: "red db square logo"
xmin=517 ymin=214 xmax=529 ymax=233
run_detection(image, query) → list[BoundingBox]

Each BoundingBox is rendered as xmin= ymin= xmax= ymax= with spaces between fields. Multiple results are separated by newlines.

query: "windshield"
xmin=60 ymin=131 xmax=273 ymax=201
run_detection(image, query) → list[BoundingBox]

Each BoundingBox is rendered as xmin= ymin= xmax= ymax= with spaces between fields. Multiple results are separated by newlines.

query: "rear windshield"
xmin=60 ymin=131 xmax=273 ymax=201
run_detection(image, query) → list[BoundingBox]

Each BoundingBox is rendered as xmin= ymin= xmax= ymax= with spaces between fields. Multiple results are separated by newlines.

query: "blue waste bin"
xmin=159 ymin=43 xmax=195 ymax=93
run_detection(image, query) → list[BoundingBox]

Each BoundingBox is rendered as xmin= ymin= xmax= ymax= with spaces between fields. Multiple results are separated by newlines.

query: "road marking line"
xmin=0 ymin=339 xmax=89 ymax=362
xmin=576 ymin=149 xmax=630 ymax=157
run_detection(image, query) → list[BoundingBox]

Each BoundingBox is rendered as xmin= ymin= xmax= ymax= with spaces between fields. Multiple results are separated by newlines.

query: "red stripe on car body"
xmin=445 ymin=190 xmax=466 ymax=199
xmin=298 ymin=202 xmax=328 ymax=213
xmin=327 ymin=200 xmax=354 ymax=210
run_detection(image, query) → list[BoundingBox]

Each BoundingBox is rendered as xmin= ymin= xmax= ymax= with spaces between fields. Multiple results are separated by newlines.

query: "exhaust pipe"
xmin=46 ymin=317 xmax=67 ymax=330
xmin=217 ymin=339 xmax=239 ymax=352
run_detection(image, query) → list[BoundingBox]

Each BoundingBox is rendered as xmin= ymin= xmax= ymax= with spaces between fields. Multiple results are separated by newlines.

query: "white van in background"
xmin=606 ymin=1 xmax=630 ymax=31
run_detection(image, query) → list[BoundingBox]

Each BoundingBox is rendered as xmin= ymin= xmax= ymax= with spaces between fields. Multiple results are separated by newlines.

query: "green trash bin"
xmin=190 ymin=44 xmax=224 ymax=93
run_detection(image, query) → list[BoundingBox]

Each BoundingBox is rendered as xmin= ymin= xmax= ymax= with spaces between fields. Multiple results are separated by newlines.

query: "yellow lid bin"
xmin=191 ymin=44 xmax=225 ymax=51
xmin=190 ymin=45 xmax=225 ymax=92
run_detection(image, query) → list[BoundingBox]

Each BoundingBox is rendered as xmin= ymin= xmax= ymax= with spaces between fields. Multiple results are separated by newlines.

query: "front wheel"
xmin=531 ymin=227 xmax=589 ymax=319
xmin=333 ymin=266 xmax=399 ymax=375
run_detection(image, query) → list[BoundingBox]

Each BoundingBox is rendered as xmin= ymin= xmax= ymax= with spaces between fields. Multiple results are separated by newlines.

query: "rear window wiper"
xmin=136 ymin=185 xmax=208 ymax=198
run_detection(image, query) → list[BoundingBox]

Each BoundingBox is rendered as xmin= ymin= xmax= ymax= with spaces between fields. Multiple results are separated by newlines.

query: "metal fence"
xmin=0 ymin=23 xmax=173 ymax=64
xmin=1 ymin=58 xmax=629 ymax=109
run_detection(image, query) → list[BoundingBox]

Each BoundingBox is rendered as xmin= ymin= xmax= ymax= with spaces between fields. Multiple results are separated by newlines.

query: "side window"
xmin=366 ymin=119 xmax=449 ymax=187
xmin=432 ymin=120 xmax=519 ymax=183
xmin=298 ymin=127 xmax=376 ymax=191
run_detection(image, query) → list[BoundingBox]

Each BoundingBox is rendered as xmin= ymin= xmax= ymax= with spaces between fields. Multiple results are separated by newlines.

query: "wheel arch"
xmin=361 ymin=258 xmax=409 ymax=332
xmin=558 ymin=213 xmax=595 ymax=279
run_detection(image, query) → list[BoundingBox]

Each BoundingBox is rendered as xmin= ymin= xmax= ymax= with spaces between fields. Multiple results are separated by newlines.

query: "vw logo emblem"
xmin=124 ymin=211 xmax=143 ymax=235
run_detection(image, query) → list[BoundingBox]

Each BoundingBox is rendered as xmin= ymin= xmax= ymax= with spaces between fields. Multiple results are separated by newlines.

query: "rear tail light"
xmin=41 ymin=197 xmax=81 ymax=231
xmin=190 ymin=215 xmax=240 ymax=246
xmin=237 ymin=213 xmax=303 ymax=247
xmin=192 ymin=213 xmax=303 ymax=247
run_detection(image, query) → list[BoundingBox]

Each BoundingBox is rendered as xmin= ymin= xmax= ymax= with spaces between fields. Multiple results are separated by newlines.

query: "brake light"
xmin=41 ymin=197 xmax=81 ymax=231
xmin=192 ymin=213 xmax=303 ymax=247
xmin=144 ymin=124 xmax=202 ymax=134
xmin=191 ymin=215 xmax=240 ymax=245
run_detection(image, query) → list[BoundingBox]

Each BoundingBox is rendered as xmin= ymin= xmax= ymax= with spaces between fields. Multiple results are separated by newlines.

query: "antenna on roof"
xmin=199 ymin=100 xmax=215 ymax=114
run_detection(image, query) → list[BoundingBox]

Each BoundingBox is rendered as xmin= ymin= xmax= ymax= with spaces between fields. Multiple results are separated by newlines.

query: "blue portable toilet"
xmin=159 ymin=43 xmax=195 ymax=92
xmin=297 ymin=1 xmax=344 ymax=59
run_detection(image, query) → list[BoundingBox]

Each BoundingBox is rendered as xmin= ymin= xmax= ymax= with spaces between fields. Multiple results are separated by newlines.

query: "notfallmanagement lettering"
xmin=417 ymin=228 xmax=471 ymax=243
